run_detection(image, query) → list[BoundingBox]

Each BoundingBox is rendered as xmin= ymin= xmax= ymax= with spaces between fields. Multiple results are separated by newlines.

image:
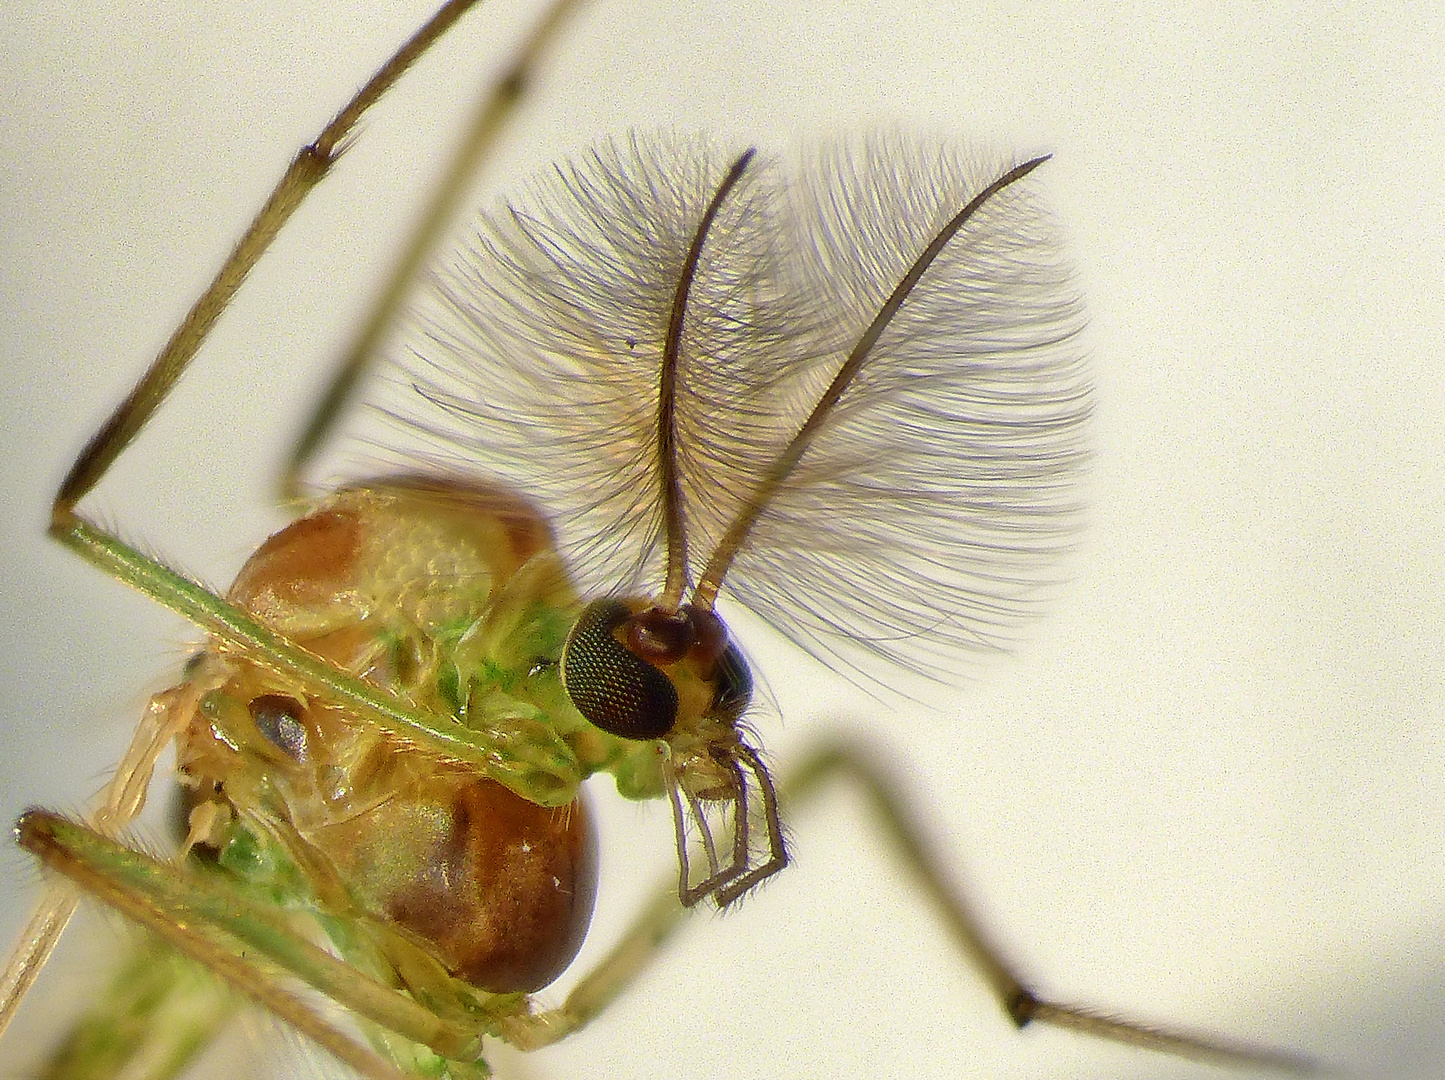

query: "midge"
xmin=1 ymin=2 xmax=1312 ymax=1078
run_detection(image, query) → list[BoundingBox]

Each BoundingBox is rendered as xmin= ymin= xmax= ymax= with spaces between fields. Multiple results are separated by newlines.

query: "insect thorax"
xmin=169 ymin=477 xmax=668 ymax=995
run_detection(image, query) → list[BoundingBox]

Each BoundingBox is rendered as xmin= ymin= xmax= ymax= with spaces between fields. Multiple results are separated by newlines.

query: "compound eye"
xmin=713 ymin=640 xmax=753 ymax=723
xmin=560 ymin=599 xmax=678 ymax=740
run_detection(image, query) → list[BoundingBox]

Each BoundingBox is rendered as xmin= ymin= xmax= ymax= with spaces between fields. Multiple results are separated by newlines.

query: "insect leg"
xmin=779 ymin=742 xmax=1317 ymax=1074
xmin=52 ymin=522 xmax=579 ymax=799
xmin=281 ymin=0 xmax=591 ymax=497
xmin=501 ymin=742 xmax=1315 ymax=1072
xmin=0 ymin=666 xmax=219 ymax=1039
xmin=496 ymin=887 xmax=687 ymax=1051
xmin=38 ymin=2 xmax=582 ymax=786
xmin=27 ymin=932 xmax=236 ymax=1080
xmin=51 ymin=0 xmax=491 ymax=524
xmin=16 ymin=810 xmax=505 ymax=1080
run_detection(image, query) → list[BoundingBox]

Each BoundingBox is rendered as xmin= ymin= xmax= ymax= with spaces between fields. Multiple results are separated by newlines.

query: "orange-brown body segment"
xmin=177 ymin=478 xmax=598 ymax=994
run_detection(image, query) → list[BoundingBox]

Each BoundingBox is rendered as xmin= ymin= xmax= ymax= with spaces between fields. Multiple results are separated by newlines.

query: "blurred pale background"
xmin=2 ymin=1 xmax=1443 ymax=1078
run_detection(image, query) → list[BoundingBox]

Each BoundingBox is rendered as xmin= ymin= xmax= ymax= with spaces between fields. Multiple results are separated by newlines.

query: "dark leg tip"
xmin=1005 ymin=987 xmax=1038 ymax=1029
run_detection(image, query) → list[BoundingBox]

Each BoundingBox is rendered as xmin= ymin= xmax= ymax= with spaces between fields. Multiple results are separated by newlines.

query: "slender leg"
xmin=281 ymin=0 xmax=589 ymax=497
xmin=3 ymin=0 xmax=588 ymax=1056
xmin=504 ymin=741 xmax=1314 ymax=1074
xmin=16 ymin=810 xmax=502 ymax=1080
xmin=41 ymin=0 xmax=594 ymax=803
xmin=32 ymin=932 xmax=237 ymax=1080
xmin=49 ymin=523 xmax=580 ymax=799
xmin=0 ymin=671 xmax=216 ymax=1039
xmin=52 ymin=0 xmax=488 ymax=522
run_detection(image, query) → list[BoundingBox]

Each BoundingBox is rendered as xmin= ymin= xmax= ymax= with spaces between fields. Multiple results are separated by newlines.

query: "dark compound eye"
xmin=560 ymin=600 xmax=678 ymax=740
xmin=713 ymin=640 xmax=752 ymax=723
xmin=249 ymin=694 xmax=309 ymax=761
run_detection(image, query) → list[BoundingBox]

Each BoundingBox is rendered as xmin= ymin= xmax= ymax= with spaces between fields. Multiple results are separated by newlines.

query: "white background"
xmin=2 ymin=1 xmax=1443 ymax=1078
